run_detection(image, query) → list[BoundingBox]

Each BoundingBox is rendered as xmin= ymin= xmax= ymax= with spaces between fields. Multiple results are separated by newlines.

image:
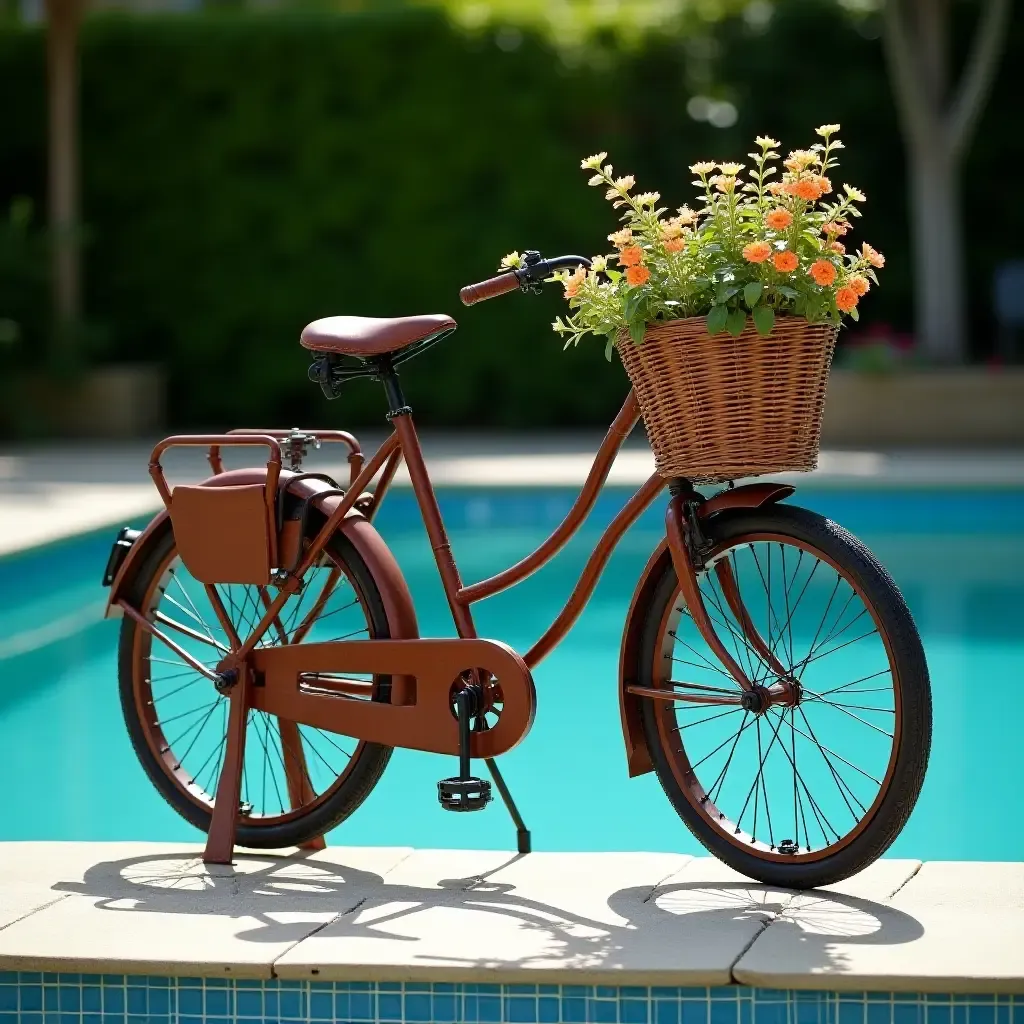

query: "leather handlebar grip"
xmin=459 ymin=272 xmax=520 ymax=306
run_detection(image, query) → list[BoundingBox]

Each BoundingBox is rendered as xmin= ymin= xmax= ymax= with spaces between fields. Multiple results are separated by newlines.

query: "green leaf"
xmin=777 ymin=285 xmax=800 ymax=299
xmin=725 ymin=309 xmax=747 ymax=337
xmin=706 ymin=305 xmax=728 ymax=335
xmin=624 ymin=289 xmax=646 ymax=320
xmin=848 ymin=306 xmax=860 ymax=322
xmin=628 ymin=319 xmax=646 ymax=344
xmin=752 ymin=304 xmax=775 ymax=336
xmin=743 ymin=281 xmax=763 ymax=309
xmin=714 ymin=283 xmax=739 ymax=305
xmin=604 ymin=336 xmax=615 ymax=361
xmin=606 ymin=269 xmax=622 ymax=282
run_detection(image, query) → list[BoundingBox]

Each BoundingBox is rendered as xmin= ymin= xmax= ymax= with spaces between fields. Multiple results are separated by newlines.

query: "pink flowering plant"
xmin=501 ymin=125 xmax=885 ymax=360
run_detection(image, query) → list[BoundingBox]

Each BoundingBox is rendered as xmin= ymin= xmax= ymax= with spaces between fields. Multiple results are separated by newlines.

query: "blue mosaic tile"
xmin=0 ymin=973 xmax=1015 ymax=1024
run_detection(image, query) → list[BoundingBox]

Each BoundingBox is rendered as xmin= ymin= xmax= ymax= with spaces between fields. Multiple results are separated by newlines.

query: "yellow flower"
xmin=718 ymin=162 xmax=744 ymax=176
xmin=634 ymin=191 xmax=660 ymax=205
xmin=581 ymin=152 xmax=608 ymax=170
xmin=815 ymin=124 xmax=841 ymax=137
xmin=677 ymin=206 xmax=699 ymax=225
xmin=755 ymin=135 xmax=781 ymax=149
xmin=661 ymin=219 xmax=683 ymax=240
xmin=690 ymin=161 xmax=717 ymax=175
xmin=710 ymin=175 xmax=737 ymax=193
xmin=784 ymin=149 xmax=820 ymax=172
xmin=614 ymin=175 xmax=635 ymax=191
xmin=844 ymin=184 xmax=866 ymax=202
xmin=608 ymin=227 xmax=633 ymax=247
xmin=590 ymin=255 xmax=608 ymax=273
xmin=499 ymin=252 xmax=523 ymax=270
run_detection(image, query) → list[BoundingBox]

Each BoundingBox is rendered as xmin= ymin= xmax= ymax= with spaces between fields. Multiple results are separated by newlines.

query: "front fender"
xmin=104 ymin=466 xmax=419 ymax=646
xmin=617 ymin=481 xmax=793 ymax=777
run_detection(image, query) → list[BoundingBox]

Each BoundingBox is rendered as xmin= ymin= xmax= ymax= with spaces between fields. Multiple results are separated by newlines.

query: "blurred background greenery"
xmin=1 ymin=0 xmax=1020 ymax=435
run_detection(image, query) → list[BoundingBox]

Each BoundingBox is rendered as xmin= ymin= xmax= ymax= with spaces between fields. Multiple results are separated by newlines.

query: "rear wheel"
xmin=637 ymin=504 xmax=931 ymax=888
xmin=118 ymin=520 xmax=392 ymax=849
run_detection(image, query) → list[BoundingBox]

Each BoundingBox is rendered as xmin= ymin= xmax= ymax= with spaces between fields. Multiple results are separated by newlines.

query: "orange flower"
xmin=618 ymin=245 xmax=644 ymax=267
xmin=625 ymin=265 xmax=651 ymax=288
xmin=835 ymin=286 xmax=859 ymax=312
xmin=564 ymin=268 xmax=586 ymax=299
xmin=785 ymin=175 xmax=830 ymax=202
xmin=849 ymin=274 xmax=870 ymax=296
xmin=743 ymin=241 xmax=772 ymax=264
xmin=861 ymin=243 xmax=885 ymax=268
xmin=809 ymin=259 xmax=837 ymax=287
xmin=765 ymin=208 xmax=793 ymax=230
xmin=828 ymin=241 xmax=846 ymax=255
xmin=822 ymin=220 xmax=849 ymax=237
xmin=767 ymin=181 xmax=787 ymax=196
xmin=664 ymin=237 xmax=685 ymax=252
xmin=773 ymin=250 xmax=799 ymax=273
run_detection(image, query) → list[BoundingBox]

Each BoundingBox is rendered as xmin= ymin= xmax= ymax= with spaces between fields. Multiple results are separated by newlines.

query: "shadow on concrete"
xmin=50 ymin=850 xmax=925 ymax=977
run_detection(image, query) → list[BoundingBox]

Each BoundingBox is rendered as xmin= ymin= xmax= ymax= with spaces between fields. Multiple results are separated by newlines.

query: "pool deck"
xmin=0 ymin=843 xmax=1019 ymax=992
xmin=1 ymin=434 xmax=1023 ymax=557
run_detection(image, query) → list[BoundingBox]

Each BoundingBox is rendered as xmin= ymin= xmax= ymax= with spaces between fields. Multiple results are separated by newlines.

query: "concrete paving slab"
xmin=733 ymin=861 xmax=1024 ymax=993
xmin=274 ymin=851 xmax=734 ymax=984
xmin=0 ymin=889 xmax=343 ymax=978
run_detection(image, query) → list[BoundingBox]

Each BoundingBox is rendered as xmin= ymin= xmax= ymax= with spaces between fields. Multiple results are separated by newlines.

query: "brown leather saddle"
xmin=300 ymin=314 xmax=456 ymax=360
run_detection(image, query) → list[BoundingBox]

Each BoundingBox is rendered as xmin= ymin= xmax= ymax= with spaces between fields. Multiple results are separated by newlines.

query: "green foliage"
xmin=0 ymin=1 xmax=1020 ymax=430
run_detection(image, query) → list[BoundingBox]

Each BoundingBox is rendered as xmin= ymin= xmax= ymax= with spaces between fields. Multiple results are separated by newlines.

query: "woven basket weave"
xmin=617 ymin=315 xmax=838 ymax=483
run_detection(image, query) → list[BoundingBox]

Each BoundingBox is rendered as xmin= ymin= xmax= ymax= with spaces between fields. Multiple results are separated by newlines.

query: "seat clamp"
xmin=385 ymin=405 xmax=413 ymax=421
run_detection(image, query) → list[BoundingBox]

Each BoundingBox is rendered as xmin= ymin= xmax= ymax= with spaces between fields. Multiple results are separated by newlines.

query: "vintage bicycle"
xmin=101 ymin=253 xmax=931 ymax=889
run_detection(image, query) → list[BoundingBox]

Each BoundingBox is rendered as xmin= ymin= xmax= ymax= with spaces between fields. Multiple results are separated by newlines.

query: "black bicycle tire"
xmin=637 ymin=503 xmax=932 ymax=889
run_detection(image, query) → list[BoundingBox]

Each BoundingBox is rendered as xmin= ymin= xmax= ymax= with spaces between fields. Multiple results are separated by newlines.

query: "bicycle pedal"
xmin=438 ymin=776 xmax=492 ymax=812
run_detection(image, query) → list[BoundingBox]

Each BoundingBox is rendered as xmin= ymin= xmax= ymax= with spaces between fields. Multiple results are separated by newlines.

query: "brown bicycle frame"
xmin=138 ymin=388 xmax=799 ymax=864
xmin=147 ymin=391 xmax=665 ymax=669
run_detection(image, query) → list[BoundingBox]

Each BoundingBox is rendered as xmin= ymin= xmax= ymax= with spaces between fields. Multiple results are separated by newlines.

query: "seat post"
xmin=373 ymin=358 xmax=412 ymax=421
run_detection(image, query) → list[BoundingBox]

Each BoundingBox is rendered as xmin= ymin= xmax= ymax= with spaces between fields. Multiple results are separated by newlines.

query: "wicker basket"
xmin=617 ymin=315 xmax=838 ymax=483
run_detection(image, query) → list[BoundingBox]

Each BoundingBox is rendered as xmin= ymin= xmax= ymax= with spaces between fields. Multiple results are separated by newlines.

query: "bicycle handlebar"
xmin=459 ymin=252 xmax=592 ymax=307
xmin=460 ymin=273 xmax=520 ymax=306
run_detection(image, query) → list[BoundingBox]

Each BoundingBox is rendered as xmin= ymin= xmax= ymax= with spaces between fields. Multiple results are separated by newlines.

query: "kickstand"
xmin=484 ymin=758 xmax=531 ymax=854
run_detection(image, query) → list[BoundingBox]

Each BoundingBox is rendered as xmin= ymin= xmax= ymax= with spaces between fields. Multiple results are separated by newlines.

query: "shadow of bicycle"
xmin=50 ymin=850 xmax=924 ymax=976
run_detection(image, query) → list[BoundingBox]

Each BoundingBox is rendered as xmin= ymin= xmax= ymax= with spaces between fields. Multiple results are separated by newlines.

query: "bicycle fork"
xmin=664 ymin=481 xmax=799 ymax=711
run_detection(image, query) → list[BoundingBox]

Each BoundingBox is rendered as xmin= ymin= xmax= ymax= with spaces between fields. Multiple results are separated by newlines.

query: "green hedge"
xmin=1 ymin=2 xmax=1021 ymax=432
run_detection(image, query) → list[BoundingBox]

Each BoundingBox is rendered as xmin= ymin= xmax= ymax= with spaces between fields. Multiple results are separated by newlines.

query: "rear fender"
xmin=104 ymin=468 xmax=419 ymax=698
xmin=618 ymin=481 xmax=793 ymax=777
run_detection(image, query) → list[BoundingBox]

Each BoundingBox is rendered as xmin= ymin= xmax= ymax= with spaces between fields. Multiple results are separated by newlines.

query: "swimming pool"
xmin=1 ymin=487 xmax=1022 ymax=861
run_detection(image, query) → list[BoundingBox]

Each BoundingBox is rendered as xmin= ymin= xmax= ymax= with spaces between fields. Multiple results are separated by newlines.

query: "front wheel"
xmin=637 ymin=503 xmax=931 ymax=888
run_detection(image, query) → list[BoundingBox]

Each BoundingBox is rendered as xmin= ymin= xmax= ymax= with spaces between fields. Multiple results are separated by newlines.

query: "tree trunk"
xmin=908 ymin=144 xmax=965 ymax=365
xmin=45 ymin=0 xmax=82 ymax=356
xmin=882 ymin=0 xmax=1010 ymax=365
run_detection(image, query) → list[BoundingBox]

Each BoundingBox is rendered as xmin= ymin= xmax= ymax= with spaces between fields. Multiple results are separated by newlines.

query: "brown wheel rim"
xmin=130 ymin=540 xmax=383 ymax=828
xmin=653 ymin=531 xmax=903 ymax=863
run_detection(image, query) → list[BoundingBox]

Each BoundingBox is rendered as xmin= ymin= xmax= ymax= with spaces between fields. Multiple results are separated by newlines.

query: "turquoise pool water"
xmin=1 ymin=487 xmax=1022 ymax=860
